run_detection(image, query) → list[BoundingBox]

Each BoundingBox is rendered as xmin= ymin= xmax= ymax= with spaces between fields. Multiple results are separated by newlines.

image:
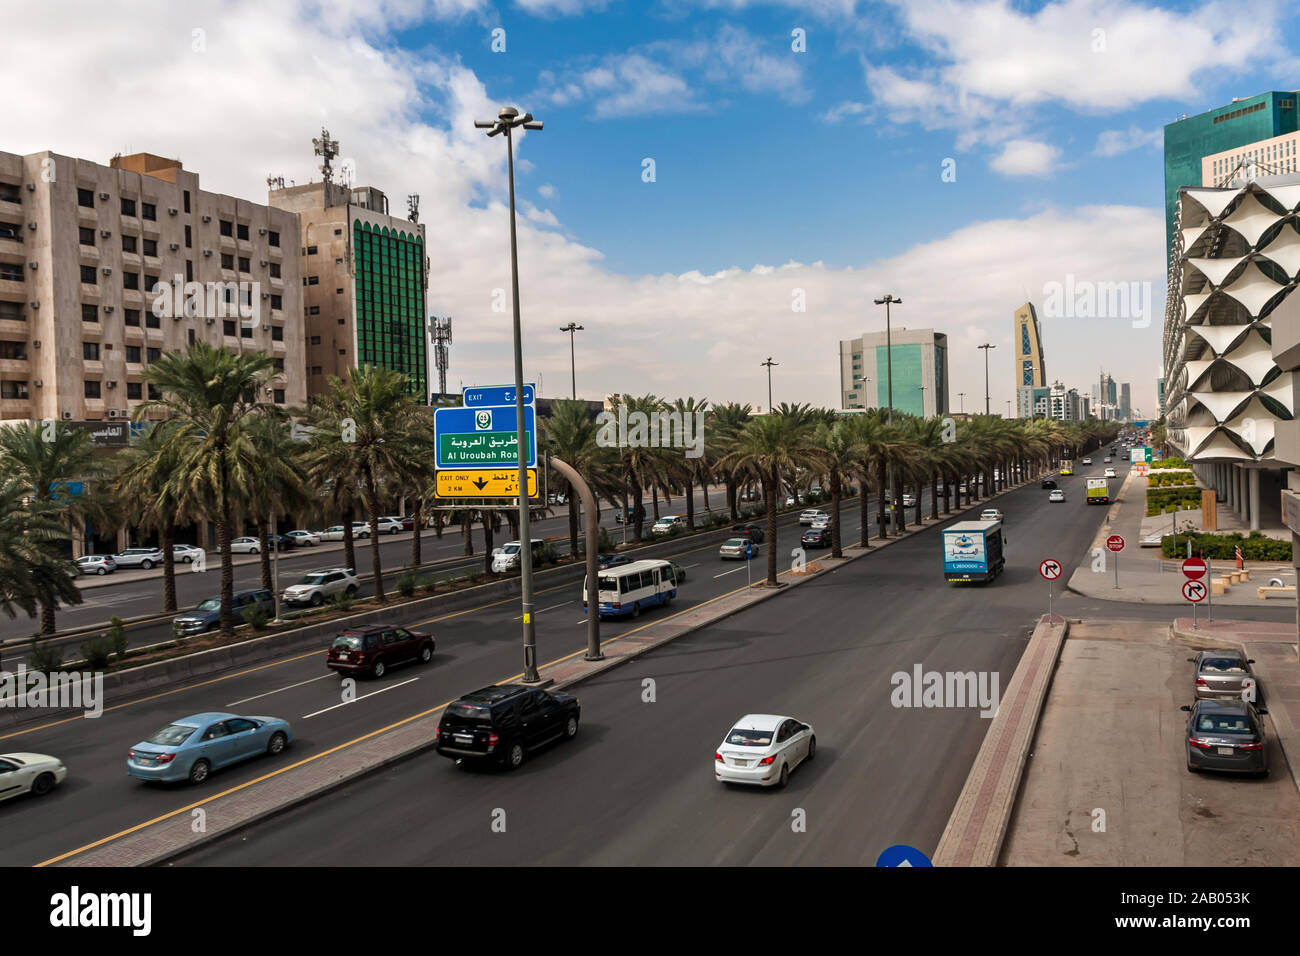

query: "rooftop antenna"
xmin=266 ymin=174 xmax=285 ymax=190
xmin=407 ymin=194 xmax=420 ymax=223
xmin=312 ymin=128 xmax=339 ymax=184
xmin=431 ymin=315 xmax=452 ymax=397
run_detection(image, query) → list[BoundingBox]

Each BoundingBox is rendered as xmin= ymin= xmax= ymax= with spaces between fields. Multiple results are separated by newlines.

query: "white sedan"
xmin=714 ymin=714 xmax=816 ymax=788
xmin=1048 ymin=489 xmax=1065 ymax=502
xmin=320 ymin=526 xmax=346 ymax=542
xmin=980 ymin=508 xmax=1003 ymax=522
xmin=230 ymin=537 xmax=261 ymax=554
xmin=286 ymin=530 xmax=321 ymax=547
xmin=1104 ymin=467 xmax=1117 ymax=478
xmin=0 ymin=752 xmax=67 ymax=802
xmin=172 ymin=544 xmax=205 ymax=564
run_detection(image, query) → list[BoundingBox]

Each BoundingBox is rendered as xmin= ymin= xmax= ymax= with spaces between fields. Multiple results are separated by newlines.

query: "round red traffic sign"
xmin=1182 ymin=579 xmax=1207 ymax=603
xmin=1039 ymin=558 xmax=1062 ymax=580
xmin=1106 ymin=534 xmax=1125 ymax=553
xmin=1182 ymin=557 xmax=1207 ymax=580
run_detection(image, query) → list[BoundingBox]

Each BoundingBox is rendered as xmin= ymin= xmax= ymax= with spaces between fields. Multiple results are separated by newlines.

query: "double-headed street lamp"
xmin=977 ymin=343 xmax=995 ymax=415
xmin=761 ymin=357 xmax=778 ymax=412
xmin=475 ymin=105 xmax=544 ymax=682
xmin=874 ymin=294 xmax=902 ymax=534
xmin=559 ymin=322 xmax=583 ymax=399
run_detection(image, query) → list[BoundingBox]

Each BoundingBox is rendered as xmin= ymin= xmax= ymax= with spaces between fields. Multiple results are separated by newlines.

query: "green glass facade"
xmin=875 ymin=344 xmax=924 ymax=417
xmin=353 ymin=220 xmax=428 ymax=401
xmin=1163 ymin=91 xmax=1298 ymax=261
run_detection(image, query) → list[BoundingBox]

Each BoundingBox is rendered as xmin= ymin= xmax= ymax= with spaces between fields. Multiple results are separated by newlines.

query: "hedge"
xmin=1147 ymin=470 xmax=1196 ymax=488
xmin=1146 ymin=486 xmax=1204 ymax=515
xmin=1160 ymin=531 xmax=1291 ymax=561
xmin=1151 ymin=456 xmax=1188 ymax=469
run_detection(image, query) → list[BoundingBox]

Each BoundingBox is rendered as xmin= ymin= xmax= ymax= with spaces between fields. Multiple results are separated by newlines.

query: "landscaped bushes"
xmin=1160 ymin=531 xmax=1291 ymax=561
xmin=1146 ymin=486 xmax=1204 ymax=515
xmin=1152 ymin=456 xmax=1188 ymax=469
xmin=1147 ymin=470 xmax=1195 ymax=488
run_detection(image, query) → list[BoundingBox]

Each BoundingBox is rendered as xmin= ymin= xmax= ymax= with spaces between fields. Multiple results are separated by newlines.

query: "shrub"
xmin=79 ymin=633 xmax=114 ymax=670
xmin=422 ymin=576 xmax=438 ymax=596
xmin=396 ymin=571 xmax=417 ymax=598
xmin=1160 ymin=530 xmax=1291 ymax=561
xmin=107 ymin=616 xmax=128 ymax=662
xmin=29 ymin=637 xmax=64 ymax=672
xmin=1153 ymin=456 xmax=1188 ymax=469
xmin=241 ymin=602 xmax=272 ymax=631
xmin=330 ymin=590 xmax=355 ymax=613
xmin=1146 ymin=486 xmax=1204 ymax=515
xmin=666 ymin=524 xmax=685 ymax=538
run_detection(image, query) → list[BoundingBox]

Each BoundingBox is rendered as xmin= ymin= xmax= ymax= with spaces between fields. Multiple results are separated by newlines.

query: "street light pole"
xmin=476 ymin=105 xmax=544 ymax=683
xmin=958 ymin=391 xmax=965 ymax=413
xmin=560 ymin=322 xmax=583 ymax=399
xmin=761 ymin=357 xmax=778 ymax=412
xmin=874 ymin=294 xmax=902 ymax=533
xmin=978 ymin=343 xmax=995 ymax=415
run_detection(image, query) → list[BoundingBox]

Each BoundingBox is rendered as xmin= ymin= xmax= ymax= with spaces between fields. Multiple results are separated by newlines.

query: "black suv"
xmin=732 ymin=523 xmax=765 ymax=542
xmin=1041 ymin=478 xmax=1057 ymax=489
xmin=435 ymin=684 xmax=580 ymax=770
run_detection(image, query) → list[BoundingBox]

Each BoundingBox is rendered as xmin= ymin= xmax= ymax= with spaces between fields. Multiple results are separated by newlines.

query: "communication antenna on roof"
xmin=431 ymin=315 xmax=453 ymax=397
xmin=407 ymin=194 xmax=420 ymax=223
xmin=267 ymin=174 xmax=285 ymax=190
xmin=312 ymin=128 xmax=339 ymax=184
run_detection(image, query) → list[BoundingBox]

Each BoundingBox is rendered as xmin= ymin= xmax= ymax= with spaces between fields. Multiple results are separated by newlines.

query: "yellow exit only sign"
xmin=436 ymin=468 xmax=538 ymax=499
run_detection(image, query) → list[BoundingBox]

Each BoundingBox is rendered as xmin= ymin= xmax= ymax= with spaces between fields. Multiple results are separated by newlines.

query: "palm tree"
xmin=719 ymin=411 xmax=821 ymax=586
xmin=245 ymin=414 xmax=308 ymax=594
xmin=139 ymin=342 xmax=277 ymax=637
xmin=0 ymin=422 xmax=114 ymax=634
xmin=668 ymin=396 xmax=709 ymax=530
xmin=813 ymin=420 xmax=860 ymax=559
xmin=710 ymin=402 xmax=753 ymax=519
xmin=543 ymin=398 xmax=607 ymax=555
xmin=0 ymin=477 xmax=81 ymax=625
xmin=607 ymin=393 xmax=668 ymax=541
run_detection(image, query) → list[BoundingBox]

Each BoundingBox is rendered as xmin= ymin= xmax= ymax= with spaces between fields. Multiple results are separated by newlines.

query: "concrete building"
xmin=1157 ymin=377 xmax=1166 ymax=416
xmin=1120 ymin=382 xmax=1132 ymax=421
xmin=1044 ymin=381 xmax=1087 ymax=422
xmin=0 ymin=150 xmax=304 ymax=427
xmin=1204 ymin=129 xmax=1300 ymax=187
xmin=268 ymin=181 xmax=429 ymax=402
xmin=1017 ymin=384 xmax=1050 ymax=419
xmin=840 ymin=327 xmax=948 ymax=417
xmin=1013 ymin=302 xmax=1045 ymax=399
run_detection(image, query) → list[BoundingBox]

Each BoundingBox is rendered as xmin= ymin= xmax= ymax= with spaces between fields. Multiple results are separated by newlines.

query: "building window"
xmin=185 ymin=259 xmax=193 ymax=282
xmin=223 ymin=320 xmax=236 ymax=336
xmin=124 ymin=308 xmax=140 ymax=326
xmin=144 ymin=274 xmax=158 ymax=293
xmin=270 ymin=262 xmax=281 ymax=278
xmin=84 ymin=380 xmax=101 ymax=399
xmin=147 ymin=384 xmax=161 ymax=400
xmin=310 ymin=335 xmax=321 ymax=345
xmin=238 ymin=256 xmax=250 ymax=273
xmin=123 ymin=271 xmax=139 ymax=290
xmin=142 ymin=202 xmax=156 ymax=221
xmin=79 ymin=227 xmax=96 ymax=246
xmin=336 ymin=288 xmax=343 ymax=294
xmin=267 ymin=230 xmax=279 ymax=247
xmin=122 ymin=235 xmax=137 ymax=254
xmin=271 ymin=325 xmax=283 ymax=341
xmin=120 ymin=197 xmax=136 ymax=217
xmin=270 ymin=294 xmax=282 ymax=309
xmin=147 ymin=347 xmax=161 ymax=362
xmin=311 ymin=366 xmax=322 ymax=375
xmin=240 ymin=325 xmax=252 ymax=339
xmin=337 ymin=317 xmax=345 ymax=325
xmin=143 ymin=238 xmax=157 ymax=257
xmin=81 ymin=303 xmax=98 ymax=322
xmin=83 ymin=341 xmax=100 ymax=361
xmin=307 ymin=276 xmax=318 ymax=285
xmin=338 ymin=349 xmax=346 ymax=355
xmin=145 ymin=311 xmax=160 ymax=328
xmin=221 ymin=253 xmax=234 ymax=270
xmin=183 ymin=190 xmax=191 ymax=213
xmin=0 ymin=341 xmax=26 ymax=359
xmin=237 ymin=223 xmax=249 ymax=240
xmin=273 ymin=358 xmax=284 ymax=371
xmin=78 ymin=188 xmax=95 ymax=208
xmin=306 ymin=245 xmax=318 ymax=255
xmin=126 ymin=382 xmax=142 ymax=400
xmin=80 ymin=264 xmax=97 ymax=284
xmin=273 ymin=389 xmax=285 ymax=404
xmin=219 ymin=219 xmax=233 ymax=237
xmin=308 ymin=305 xmax=320 ymax=315
xmin=0 ymin=381 xmax=28 ymax=399
xmin=184 ymin=224 xmax=192 ymax=248
xmin=125 ymin=345 xmax=141 ymax=363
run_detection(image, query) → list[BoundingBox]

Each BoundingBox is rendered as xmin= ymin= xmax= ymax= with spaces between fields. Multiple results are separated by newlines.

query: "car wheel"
xmin=188 ymin=759 xmax=211 ymax=784
xmin=310 ymin=593 xmax=323 ymax=607
xmin=267 ymin=731 xmax=288 ymax=755
xmin=141 ymin=559 xmax=154 ymax=570
xmin=776 ymin=763 xmax=789 ymax=788
xmin=419 ymin=644 xmax=433 ymax=664
xmin=806 ymin=735 xmax=816 ymax=761
xmin=371 ymin=659 xmax=386 ymax=679
xmin=564 ymin=715 xmax=578 ymax=739
xmin=631 ymin=602 xmax=641 ymax=619
xmin=506 ymin=742 xmax=525 ymax=770
xmin=30 ymin=772 xmax=56 ymax=797
xmin=390 ymin=527 xmax=399 ymax=535
xmin=345 ymin=586 xmax=358 ymax=598
xmin=96 ymin=567 xmax=106 ymax=576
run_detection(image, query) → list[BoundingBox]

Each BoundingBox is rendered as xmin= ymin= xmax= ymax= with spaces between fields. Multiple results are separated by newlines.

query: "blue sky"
xmin=15 ymin=0 xmax=1300 ymax=414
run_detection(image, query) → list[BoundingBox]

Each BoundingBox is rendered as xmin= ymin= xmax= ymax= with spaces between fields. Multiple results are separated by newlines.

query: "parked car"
xmin=112 ymin=547 xmax=165 ymax=570
xmin=1189 ymin=650 xmax=1260 ymax=702
xmin=801 ymin=527 xmax=830 ymax=548
xmin=283 ymin=568 xmax=359 ymax=607
xmin=75 ymin=554 xmax=117 ymax=576
xmin=173 ymin=589 xmax=274 ymax=636
xmin=0 ymin=752 xmax=68 ymax=801
xmin=320 ymin=526 xmax=347 ymax=542
xmin=799 ymin=509 xmax=829 ymax=525
xmin=980 ymin=508 xmax=1003 ymax=522
xmin=491 ymin=539 xmax=546 ymax=574
xmin=172 ymin=544 xmax=205 ymax=564
xmin=785 ymin=495 xmax=797 ymax=507
xmin=1103 ymin=457 xmax=1112 ymax=463
xmin=612 ymin=507 xmax=635 ymax=524
xmin=902 ymin=494 xmax=916 ymax=508
xmin=435 ymin=684 xmax=580 ymax=770
xmin=264 ymin=533 xmax=295 ymax=552
xmin=731 ymin=523 xmax=765 ymax=542
xmin=1048 ymin=490 xmax=1065 ymax=503
xmin=230 ymin=537 xmax=261 ymax=554
xmin=351 ymin=521 xmax=372 ymax=539
xmin=714 ymin=714 xmax=815 ymax=788
xmin=651 ymin=515 xmax=686 ymax=535
xmin=1182 ymin=699 xmax=1269 ymax=776
xmin=326 ymin=623 xmax=435 ymax=678
xmin=719 ymin=537 xmax=759 ymax=560
xmin=286 ymin=530 xmax=321 ymax=548
xmin=127 ymin=712 xmax=292 ymax=785
xmin=1041 ymin=478 xmax=1057 ymax=489
xmin=400 ymin=515 xmax=429 ymax=531
xmin=376 ymin=517 xmax=404 ymax=535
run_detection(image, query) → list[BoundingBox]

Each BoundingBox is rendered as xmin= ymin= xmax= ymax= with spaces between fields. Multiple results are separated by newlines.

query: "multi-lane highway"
xmin=4 ymin=463 xmax=1289 ymax=867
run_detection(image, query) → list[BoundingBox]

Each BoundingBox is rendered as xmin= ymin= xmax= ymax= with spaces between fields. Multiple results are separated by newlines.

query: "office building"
xmin=0 ymin=149 xmax=304 ymax=427
xmin=1163 ymin=91 xmax=1300 ymax=262
xmin=1157 ymin=377 xmax=1166 ymax=416
xmin=269 ymin=180 xmax=429 ymax=402
xmin=1017 ymin=384 xmax=1050 ymax=419
xmin=840 ymin=327 xmax=949 ymax=417
xmin=1013 ymin=301 xmax=1046 ymax=395
xmin=1120 ymin=382 xmax=1132 ymax=421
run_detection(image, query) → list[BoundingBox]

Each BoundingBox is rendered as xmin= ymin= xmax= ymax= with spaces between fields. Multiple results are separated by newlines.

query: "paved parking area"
xmin=1001 ymin=619 xmax=1300 ymax=866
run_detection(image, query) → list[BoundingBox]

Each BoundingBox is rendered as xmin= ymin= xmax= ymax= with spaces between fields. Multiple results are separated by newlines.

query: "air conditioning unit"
xmin=106 ymin=380 xmax=117 ymax=388
xmin=262 ymin=292 xmax=270 ymax=299
xmin=103 ymin=305 xmax=114 ymax=313
xmin=203 ymin=249 xmax=212 ymax=257
xmin=97 ymin=192 xmax=109 ymax=200
xmin=32 ymin=340 xmax=40 ymax=348
xmin=258 ymin=228 xmax=266 ymax=235
xmin=24 ymin=183 xmax=35 ymax=192
xmin=27 ymin=261 xmax=37 ymax=270
xmin=29 ymin=302 xmax=38 ymax=310
xmin=201 ymin=214 xmax=211 ymax=222
xmin=107 ymin=408 xmax=119 ymax=417
xmin=33 ymin=379 xmax=42 ymax=387
xmin=27 ymin=222 xmax=36 ymax=230
xmin=259 ymin=259 xmax=267 ymax=266
xmin=167 ymin=207 xmax=178 ymax=215
xmin=61 ymin=410 xmax=72 ymax=420
xmin=100 ymin=229 xmax=111 ymax=238
xmin=168 ymin=242 xmax=179 ymax=251
xmin=101 ymin=266 xmax=112 ymax=275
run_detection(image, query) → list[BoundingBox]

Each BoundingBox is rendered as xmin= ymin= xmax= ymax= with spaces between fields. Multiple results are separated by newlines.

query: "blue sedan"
xmin=127 ymin=712 xmax=293 ymax=785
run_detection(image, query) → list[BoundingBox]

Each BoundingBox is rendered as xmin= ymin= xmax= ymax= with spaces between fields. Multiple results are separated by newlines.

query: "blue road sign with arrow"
xmin=435 ymin=404 xmax=537 ymax=469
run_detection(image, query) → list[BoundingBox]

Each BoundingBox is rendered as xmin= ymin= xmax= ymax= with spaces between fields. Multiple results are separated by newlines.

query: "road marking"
xmin=227 ymin=674 xmax=335 ymax=707
xmin=713 ymin=566 xmax=747 ymax=578
xmin=512 ymin=600 xmax=570 ymax=620
xmin=682 ymin=563 xmax=700 ymax=569
xmin=303 ymin=678 xmax=421 ymax=718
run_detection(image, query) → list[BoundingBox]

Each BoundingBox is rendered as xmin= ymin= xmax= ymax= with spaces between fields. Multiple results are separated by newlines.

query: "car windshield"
xmin=443 ymin=702 xmax=493 ymax=727
xmin=1195 ymin=712 xmax=1255 ymax=734
xmin=726 ymin=727 xmax=774 ymax=746
xmin=301 ymin=574 xmax=329 ymax=586
xmin=1202 ymin=657 xmax=1247 ymax=674
xmin=503 ymin=544 xmax=520 ymax=554
xmin=723 ymin=538 xmax=745 ymax=546
xmin=195 ymin=598 xmax=220 ymax=611
xmin=146 ymin=724 xmax=197 ymax=746
xmin=332 ymin=634 xmax=363 ymax=650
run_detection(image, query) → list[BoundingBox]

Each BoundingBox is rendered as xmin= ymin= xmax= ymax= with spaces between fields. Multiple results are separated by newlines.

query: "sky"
xmin=9 ymin=0 xmax=1300 ymax=417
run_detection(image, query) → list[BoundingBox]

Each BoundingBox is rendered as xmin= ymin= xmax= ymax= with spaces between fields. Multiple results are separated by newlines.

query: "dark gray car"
xmin=1182 ymin=699 xmax=1269 ymax=776
xmin=1189 ymin=649 xmax=1259 ymax=703
xmin=173 ymin=589 xmax=275 ymax=636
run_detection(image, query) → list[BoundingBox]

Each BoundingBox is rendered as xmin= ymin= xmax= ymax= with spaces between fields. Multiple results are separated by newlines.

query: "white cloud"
xmin=537 ymin=183 xmax=558 ymax=199
xmin=539 ymin=55 xmax=699 ymax=117
xmin=1094 ymin=125 xmax=1162 ymax=157
xmin=513 ymin=0 xmax=609 ymax=14
xmin=990 ymin=139 xmax=1062 ymax=177
xmin=819 ymin=100 xmax=868 ymax=124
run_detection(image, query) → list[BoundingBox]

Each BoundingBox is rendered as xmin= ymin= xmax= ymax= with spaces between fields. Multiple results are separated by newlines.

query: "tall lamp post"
xmin=958 ymin=391 xmax=965 ymax=413
xmin=559 ymin=322 xmax=583 ymax=399
xmin=874 ymin=294 xmax=901 ymax=533
xmin=761 ymin=357 xmax=778 ymax=412
xmin=977 ymin=343 xmax=995 ymax=415
xmin=475 ymin=105 xmax=544 ymax=683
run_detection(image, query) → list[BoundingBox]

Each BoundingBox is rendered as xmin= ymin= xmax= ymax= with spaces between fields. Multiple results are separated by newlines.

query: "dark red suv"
xmin=326 ymin=624 xmax=435 ymax=678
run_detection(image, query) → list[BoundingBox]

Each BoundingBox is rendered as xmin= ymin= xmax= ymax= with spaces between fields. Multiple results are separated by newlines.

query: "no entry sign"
xmin=1106 ymin=534 xmax=1125 ymax=553
xmin=1182 ymin=579 xmax=1207 ymax=603
xmin=1182 ymin=557 xmax=1207 ymax=580
xmin=1039 ymin=558 xmax=1062 ymax=580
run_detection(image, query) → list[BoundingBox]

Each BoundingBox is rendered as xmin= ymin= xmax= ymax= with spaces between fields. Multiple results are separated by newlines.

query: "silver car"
xmin=282 ymin=568 xmax=359 ymax=607
xmin=1189 ymin=649 xmax=1260 ymax=703
xmin=113 ymin=547 xmax=165 ymax=570
xmin=75 ymin=554 xmax=117 ymax=576
xmin=719 ymin=537 xmax=759 ymax=560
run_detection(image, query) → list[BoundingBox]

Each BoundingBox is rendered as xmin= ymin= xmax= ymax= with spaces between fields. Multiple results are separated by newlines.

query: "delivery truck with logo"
xmin=1086 ymin=477 xmax=1110 ymax=505
xmin=942 ymin=519 xmax=1006 ymax=583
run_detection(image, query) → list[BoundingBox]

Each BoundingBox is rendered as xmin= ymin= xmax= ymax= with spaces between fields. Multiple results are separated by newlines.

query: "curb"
xmin=933 ymin=613 xmax=1069 ymax=867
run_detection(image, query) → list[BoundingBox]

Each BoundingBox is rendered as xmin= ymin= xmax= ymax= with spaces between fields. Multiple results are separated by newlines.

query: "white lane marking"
xmin=682 ymin=563 xmax=700 ymax=569
xmin=713 ymin=566 xmax=747 ymax=578
xmin=227 ymin=674 xmax=335 ymax=707
xmin=303 ymin=677 xmax=420 ymax=718
xmin=512 ymin=600 xmax=572 ymax=620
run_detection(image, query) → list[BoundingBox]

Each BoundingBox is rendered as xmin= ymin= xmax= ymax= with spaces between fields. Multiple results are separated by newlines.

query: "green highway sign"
xmin=438 ymin=430 xmax=533 ymax=468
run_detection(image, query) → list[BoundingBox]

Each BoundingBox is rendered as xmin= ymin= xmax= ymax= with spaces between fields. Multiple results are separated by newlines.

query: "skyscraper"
xmin=839 ymin=328 xmax=948 ymax=417
xmin=1120 ymin=382 xmax=1131 ymax=422
xmin=1013 ymin=302 xmax=1045 ymax=407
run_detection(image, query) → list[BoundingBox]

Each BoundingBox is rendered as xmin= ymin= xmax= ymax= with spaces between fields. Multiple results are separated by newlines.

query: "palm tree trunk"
xmin=343 ymin=504 xmax=357 ymax=571
xmin=462 ymin=509 xmax=474 ymax=556
xmin=931 ymin=473 xmax=940 ymax=521
xmin=701 ymin=475 xmax=711 ymax=513
xmin=875 ymin=459 xmax=887 ymax=537
xmin=858 ymin=474 xmax=870 ymax=548
xmin=39 ymin=598 xmax=55 ymax=637
xmin=727 ymin=478 xmax=738 ymax=520
xmin=411 ymin=499 xmax=423 ymax=567
xmin=218 ymin=489 xmax=234 ymax=636
xmin=684 ymin=474 xmax=695 ymax=530
xmin=943 ymin=472 xmax=952 ymax=514
xmin=765 ymin=466 xmax=779 ymax=586
xmin=161 ymin=523 xmax=177 ymax=613
xmin=257 ymin=517 xmax=272 ymax=591
xmin=369 ymin=516 xmax=385 ymax=603
xmin=482 ymin=510 xmax=495 ymax=575
xmin=631 ymin=474 xmax=645 ymax=540
xmin=830 ymin=467 xmax=843 ymax=558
